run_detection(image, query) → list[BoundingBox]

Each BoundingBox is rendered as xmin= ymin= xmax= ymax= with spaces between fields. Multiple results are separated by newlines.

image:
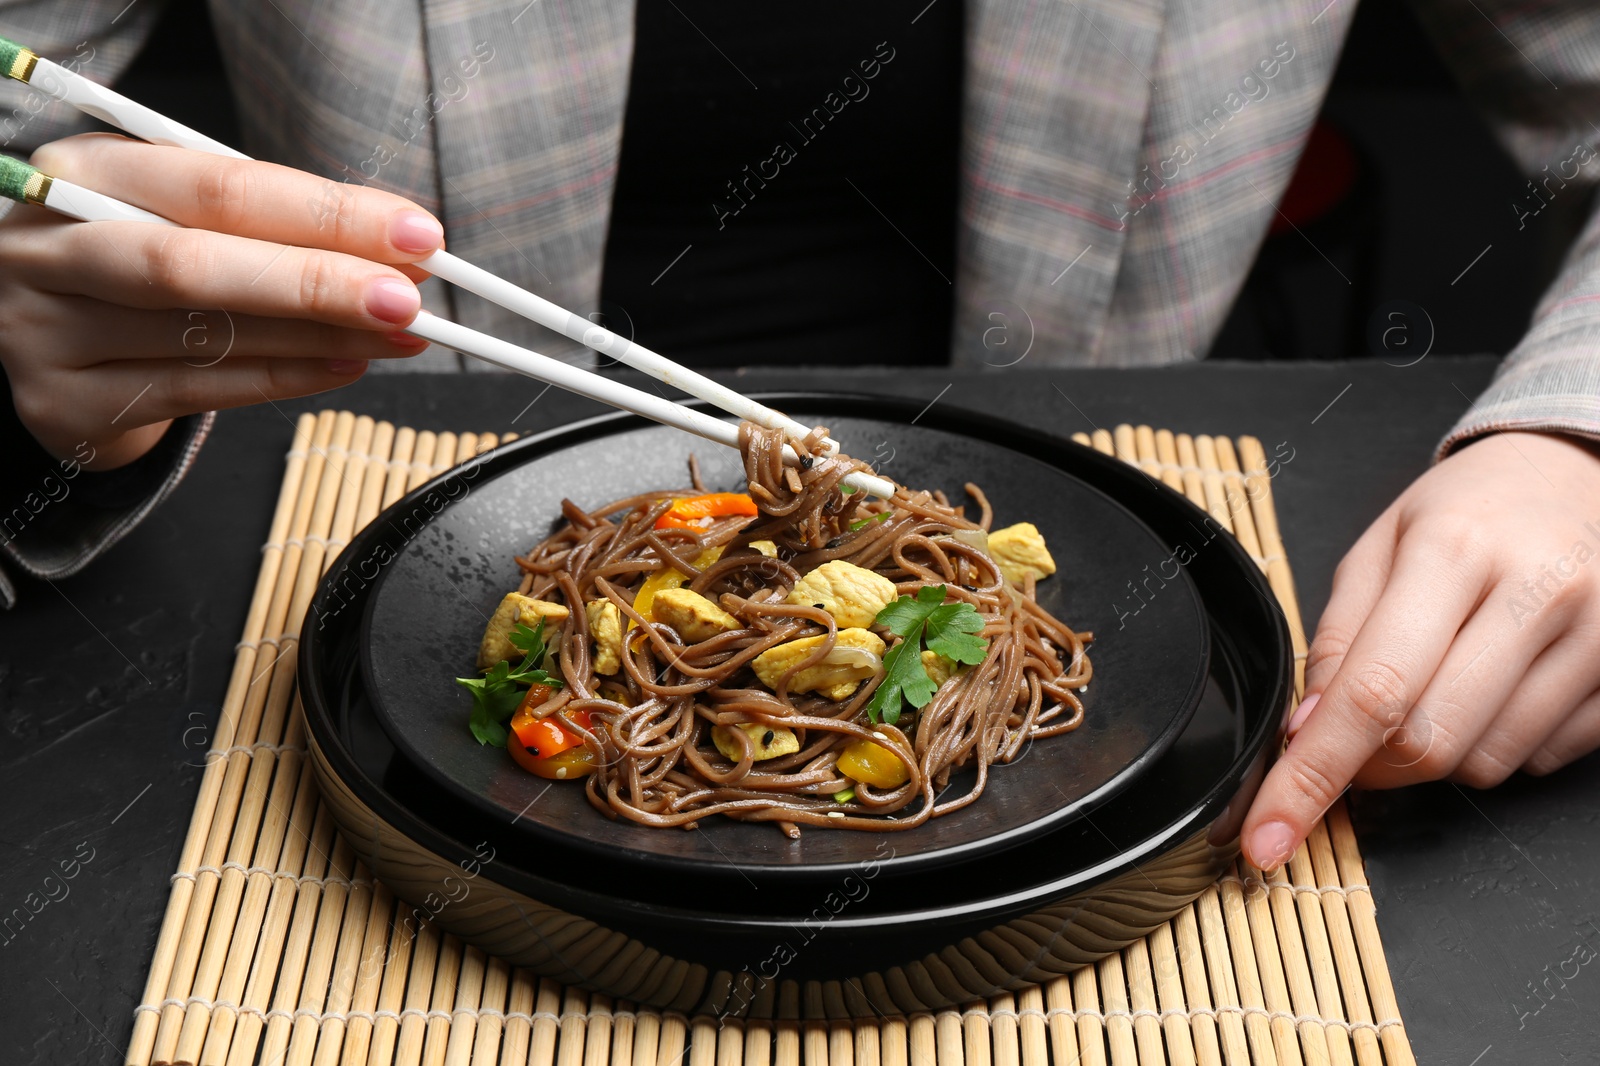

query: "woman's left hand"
xmin=1240 ymin=430 xmax=1600 ymax=870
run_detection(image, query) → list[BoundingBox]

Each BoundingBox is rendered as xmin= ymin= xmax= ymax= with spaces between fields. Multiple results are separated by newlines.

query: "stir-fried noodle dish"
xmin=457 ymin=423 xmax=1092 ymax=837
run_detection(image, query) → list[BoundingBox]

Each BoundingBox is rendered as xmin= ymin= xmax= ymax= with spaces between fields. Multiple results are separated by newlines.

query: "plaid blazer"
xmin=3 ymin=0 xmax=1600 ymax=598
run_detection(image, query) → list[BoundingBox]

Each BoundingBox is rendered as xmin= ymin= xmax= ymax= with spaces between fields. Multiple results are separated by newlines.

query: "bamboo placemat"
xmin=125 ymin=410 xmax=1415 ymax=1066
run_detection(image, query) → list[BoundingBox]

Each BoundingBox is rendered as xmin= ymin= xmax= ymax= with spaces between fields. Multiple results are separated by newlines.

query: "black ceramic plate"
xmin=356 ymin=409 xmax=1210 ymax=879
xmin=298 ymin=396 xmax=1293 ymax=976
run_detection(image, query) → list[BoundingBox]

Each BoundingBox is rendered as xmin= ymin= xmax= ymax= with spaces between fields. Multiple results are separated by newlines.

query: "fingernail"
xmin=1285 ymin=692 xmax=1320 ymax=739
xmin=365 ymin=277 xmax=420 ymax=324
xmin=386 ymin=330 xmax=429 ymax=349
xmin=326 ymin=359 xmax=368 ymax=375
xmin=390 ymin=210 xmax=444 ymax=254
xmin=1247 ymin=820 xmax=1298 ymax=870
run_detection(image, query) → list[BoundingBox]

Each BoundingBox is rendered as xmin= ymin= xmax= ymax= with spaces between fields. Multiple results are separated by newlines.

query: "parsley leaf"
xmin=457 ymin=619 xmax=563 ymax=747
xmin=865 ymin=586 xmax=989 ymax=724
xmin=876 ymin=584 xmax=948 ymax=636
xmin=924 ymin=603 xmax=989 ymax=665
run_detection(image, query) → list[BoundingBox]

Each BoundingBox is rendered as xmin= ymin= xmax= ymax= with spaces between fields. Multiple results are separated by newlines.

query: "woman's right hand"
xmin=0 ymin=133 xmax=443 ymax=469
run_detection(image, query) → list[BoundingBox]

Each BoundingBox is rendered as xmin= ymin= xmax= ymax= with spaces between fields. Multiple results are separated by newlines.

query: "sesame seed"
xmin=872 ymin=731 xmax=887 ymax=741
xmin=827 ymin=811 xmax=845 ymax=819
xmin=556 ymin=767 xmax=568 ymax=779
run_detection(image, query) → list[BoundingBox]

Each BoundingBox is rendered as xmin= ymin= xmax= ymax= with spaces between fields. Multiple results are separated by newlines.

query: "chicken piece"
xmin=988 ymin=522 xmax=1057 ymax=585
xmin=477 ymin=593 xmax=570 ymax=670
xmin=652 ymin=587 xmax=742 ymax=643
xmin=921 ymin=649 xmax=959 ymax=688
xmin=586 ymin=599 xmax=625 ymax=675
xmin=784 ymin=560 xmax=899 ymax=629
xmin=752 ymin=628 xmax=886 ymax=700
xmin=711 ymin=722 xmax=801 ymax=762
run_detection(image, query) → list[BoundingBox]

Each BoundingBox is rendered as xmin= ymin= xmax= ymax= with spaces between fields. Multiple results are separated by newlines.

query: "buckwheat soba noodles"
xmin=458 ymin=422 xmax=1091 ymax=836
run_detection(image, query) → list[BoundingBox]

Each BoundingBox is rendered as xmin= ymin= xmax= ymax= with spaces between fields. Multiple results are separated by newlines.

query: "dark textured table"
xmin=3 ymin=356 xmax=1596 ymax=1065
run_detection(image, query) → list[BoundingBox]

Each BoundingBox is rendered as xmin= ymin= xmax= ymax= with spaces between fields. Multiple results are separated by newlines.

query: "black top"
xmin=599 ymin=2 xmax=964 ymax=367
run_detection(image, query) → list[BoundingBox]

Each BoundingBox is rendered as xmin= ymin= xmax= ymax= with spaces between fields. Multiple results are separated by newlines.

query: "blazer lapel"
xmin=420 ymin=0 xmax=635 ymax=359
xmin=954 ymin=0 xmax=1168 ymax=367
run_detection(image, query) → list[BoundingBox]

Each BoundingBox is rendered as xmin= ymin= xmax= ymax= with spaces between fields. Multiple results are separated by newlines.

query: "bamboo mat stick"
xmin=1070 ymin=965 xmax=1107 ymax=1066
xmin=498 ymin=968 xmax=539 ymax=1066
xmin=530 ymin=978 xmax=563 ymax=1066
xmin=613 ymin=1002 xmax=638 ymax=1066
xmin=1012 ymin=987 xmax=1044 ymax=1066
xmin=443 ymin=946 xmax=488 ymax=1065
xmin=630 ymin=1008 xmax=661 ymax=1066
xmin=421 ymin=932 xmax=464 ymax=1066
xmin=127 ymin=411 xmax=317 ymax=1066
xmin=560 ymin=986 xmax=593 ymax=1066
xmin=877 ymin=1016 xmax=904 ymax=1066
xmin=935 ymin=1011 xmax=963 ymax=1066
xmin=743 ymin=1011 xmax=772 ymax=1066
xmin=149 ymin=409 xmax=341 ymax=1064
xmin=657 ymin=1013 xmax=687 ymax=1066
xmin=1041 ymin=978 xmax=1078 ymax=1066
xmin=1122 ymin=941 xmax=1168 ymax=1066
xmin=384 ymin=427 xmax=418 ymax=508
xmin=1144 ymin=924 xmax=1196 ymax=1066
xmin=1172 ymin=436 xmax=1208 ymax=518
xmin=961 ymin=1004 xmax=989 ymax=1066
xmin=1191 ymin=436 xmax=1235 ymax=534
xmin=1112 ymin=424 xmax=1139 ymax=468
xmin=855 ymin=1016 xmax=881 ymax=1066
xmin=908 ymin=1015 xmax=936 ymax=1066
xmin=1327 ymin=804 xmax=1415 ymax=1066
xmin=1095 ymin=953 xmax=1136 ymax=1066
xmin=1153 ymin=429 xmax=1185 ymax=493
xmin=588 ymin=995 xmax=617 ymax=1066
xmin=773 ymin=985 xmax=799 ymax=1066
xmin=987 ymin=994 xmax=1016 ymax=1066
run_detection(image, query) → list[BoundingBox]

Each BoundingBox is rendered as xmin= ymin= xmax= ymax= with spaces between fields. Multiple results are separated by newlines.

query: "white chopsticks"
xmin=0 ymin=38 xmax=896 ymax=496
xmin=2 ymin=38 xmax=840 ymax=457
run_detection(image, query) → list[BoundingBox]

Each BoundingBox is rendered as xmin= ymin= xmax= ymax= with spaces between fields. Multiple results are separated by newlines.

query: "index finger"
xmin=31 ymin=133 xmax=443 ymax=263
xmin=1240 ymin=536 xmax=1485 ymax=868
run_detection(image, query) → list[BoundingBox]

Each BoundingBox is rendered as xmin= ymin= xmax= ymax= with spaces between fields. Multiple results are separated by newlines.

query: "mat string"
xmin=169 ymin=861 xmax=369 ymax=889
xmin=128 ymin=994 xmax=1405 ymax=1036
xmin=257 ymin=533 xmax=347 ymax=556
xmin=1215 ymin=872 xmax=1371 ymax=899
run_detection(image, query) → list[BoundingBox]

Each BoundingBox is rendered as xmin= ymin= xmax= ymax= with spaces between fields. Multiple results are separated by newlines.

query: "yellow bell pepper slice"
xmin=837 ymin=737 xmax=911 ymax=789
xmin=631 ymin=545 xmax=725 ymax=629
